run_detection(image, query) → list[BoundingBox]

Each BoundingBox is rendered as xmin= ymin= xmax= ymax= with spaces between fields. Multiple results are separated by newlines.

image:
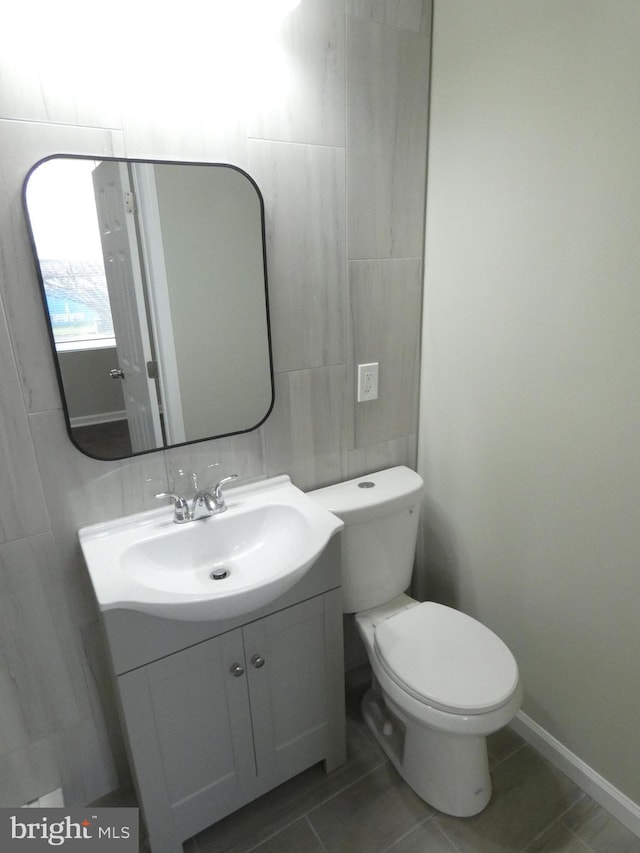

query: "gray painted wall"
xmin=421 ymin=0 xmax=640 ymax=805
xmin=0 ymin=1 xmax=430 ymax=806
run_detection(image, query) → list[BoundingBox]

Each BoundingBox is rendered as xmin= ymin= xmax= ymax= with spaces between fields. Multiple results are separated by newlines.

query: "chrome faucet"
xmin=153 ymin=491 xmax=191 ymax=524
xmin=211 ymin=474 xmax=239 ymax=512
xmin=155 ymin=474 xmax=239 ymax=524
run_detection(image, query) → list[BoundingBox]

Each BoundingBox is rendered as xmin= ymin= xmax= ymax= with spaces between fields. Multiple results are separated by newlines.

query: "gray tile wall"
xmin=0 ymin=0 xmax=431 ymax=806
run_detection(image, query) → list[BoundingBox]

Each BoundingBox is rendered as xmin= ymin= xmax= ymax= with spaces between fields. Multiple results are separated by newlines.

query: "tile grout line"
xmin=518 ymin=816 xmax=594 ymax=853
xmin=379 ymin=814 xmax=452 ymax=853
xmin=237 ymin=760 xmax=389 ymax=853
xmin=303 ymin=759 xmax=389 ymax=821
xmin=487 ymin=740 xmax=528 ymax=772
xmin=305 ymin=814 xmax=330 ymax=852
xmin=430 ymin=814 xmax=465 ymax=853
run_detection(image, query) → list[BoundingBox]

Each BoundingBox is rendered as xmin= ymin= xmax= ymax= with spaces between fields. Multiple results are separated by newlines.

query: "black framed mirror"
xmin=23 ymin=155 xmax=274 ymax=460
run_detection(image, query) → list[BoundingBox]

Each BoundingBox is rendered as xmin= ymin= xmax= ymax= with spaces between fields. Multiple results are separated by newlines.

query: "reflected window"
xmin=26 ymin=159 xmax=116 ymax=351
xmin=41 ymin=259 xmax=115 ymax=350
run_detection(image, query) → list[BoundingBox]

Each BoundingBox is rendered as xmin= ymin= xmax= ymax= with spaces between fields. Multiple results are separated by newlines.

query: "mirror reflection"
xmin=24 ymin=155 xmax=274 ymax=460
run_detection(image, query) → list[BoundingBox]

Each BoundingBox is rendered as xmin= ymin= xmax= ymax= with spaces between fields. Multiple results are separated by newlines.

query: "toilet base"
xmin=361 ymin=687 xmax=492 ymax=817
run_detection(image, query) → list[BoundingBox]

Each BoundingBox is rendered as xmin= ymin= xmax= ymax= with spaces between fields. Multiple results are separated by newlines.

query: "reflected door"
xmin=92 ymin=161 xmax=163 ymax=452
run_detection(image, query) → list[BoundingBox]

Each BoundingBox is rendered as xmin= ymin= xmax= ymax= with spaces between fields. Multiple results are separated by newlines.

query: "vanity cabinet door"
xmin=117 ymin=627 xmax=256 ymax=849
xmin=243 ymin=595 xmax=331 ymax=789
xmin=116 ymin=589 xmax=345 ymax=852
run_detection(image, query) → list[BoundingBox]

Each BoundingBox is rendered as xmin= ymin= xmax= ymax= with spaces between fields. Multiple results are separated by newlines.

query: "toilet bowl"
xmin=356 ymin=594 xmax=522 ymax=815
xmin=309 ymin=467 xmax=522 ymax=817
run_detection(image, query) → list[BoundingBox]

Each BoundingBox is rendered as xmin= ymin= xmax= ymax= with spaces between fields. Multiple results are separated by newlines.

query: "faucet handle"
xmin=155 ymin=490 xmax=187 ymax=503
xmin=155 ymin=492 xmax=190 ymax=523
xmin=214 ymin=474 xmax=239 ymax=495
xmin=211 ymin=474 xmax=239 ymax=512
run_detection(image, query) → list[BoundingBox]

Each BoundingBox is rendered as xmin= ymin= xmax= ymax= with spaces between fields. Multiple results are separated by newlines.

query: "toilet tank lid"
xmin=308 ymin=466 xmax=424 ymax=523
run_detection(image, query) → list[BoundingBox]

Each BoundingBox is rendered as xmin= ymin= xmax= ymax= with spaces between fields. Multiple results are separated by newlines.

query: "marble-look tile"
xmin=52 ymin=715 xmax=119 ymax=807
xmin=0 ymin=47 xmax=122 ymax=128
xmin=29 ymin=410 xmax=168 ymax=624
xmin=347 ymin=17 xmax=430 ymax=259
xmin=307 ymin=763 xmax=433 ymax=852
xmin=347 ymin=435 xmax=417 ymax=477
xmin=0 ymin=736 xmax=62 ymax=808
xmin=0 ymin=299 xmax=50 ymax=543
xmin=0 ymin=536 xmax=81 ymax=740
xmin=560 ymin=795 xmax=640 ymax=852
xmin=117 ymin=14 xmax=249 ymax=162
xmin=164 ymin=431 xmax=266 ymax=497
xmin=29 ymin=410 xmax=168 ymax=535
xmin=121 ymin=97 xmax=248 ymax=167
xmin=247 ymin=0 xmax=346 ymax=147
xmin=194 ymin=718 xmax=385 ymax=853
xmin=433 ymin=746 xmax=584 ymax=852
xmin=350 ymin=259 xmax=422 ymax=447
xmin=248 ymin=140 xmax=347 ymax=373
xmin=0 ymin=119 xmax=123 ymax=415
xmin=347 ymin=0 xmax=432 ymax=35
xmin=0 ymin=665 xmax=30 ymax=757
xmin=80 ymin=621 xmax=130 ymax=785
xmin=2 ymin=531 xmax=100 ymax=732
xmin=263 ymin=366 xmax=348 ymax=491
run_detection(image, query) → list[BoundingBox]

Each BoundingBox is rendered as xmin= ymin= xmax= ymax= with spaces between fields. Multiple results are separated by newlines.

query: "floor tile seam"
xmin=302 ymin=759 xmax=390 ymax=824
xmin=488 ymin=740 xmax=528 ymax=771
xmin=238 ymin=813 xmax=331 ymax=853
xmin=555 ymin=791 xmax=589 ymax=829
xmin=518 ymin=817 xmax=594 ymax=852
xmin=562 ymin=824 xmax=598 ymax=852
xmin=305 ymin=814 xmax=330 ymax=852
xmin=379 ymin=814 xmax=447 ymax=853
xmin=198 ymin=760 xmax=391 ymax=853
xmin=430 ymin=815 xmax=465 ymax=852
xmin=240 ymin=815 xmax=311 ymax=853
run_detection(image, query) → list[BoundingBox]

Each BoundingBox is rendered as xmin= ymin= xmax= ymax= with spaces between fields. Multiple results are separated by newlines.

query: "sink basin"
xmin=79 ymin=475 xmax=343 ymax=622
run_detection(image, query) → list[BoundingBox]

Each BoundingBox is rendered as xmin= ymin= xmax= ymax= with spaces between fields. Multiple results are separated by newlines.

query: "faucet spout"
xmin=191 ymin=489 xmax=217 ymax=518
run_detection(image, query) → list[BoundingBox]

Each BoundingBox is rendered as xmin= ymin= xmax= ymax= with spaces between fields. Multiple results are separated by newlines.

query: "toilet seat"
xmin=373 ymin=602 xmax=519 ymax=715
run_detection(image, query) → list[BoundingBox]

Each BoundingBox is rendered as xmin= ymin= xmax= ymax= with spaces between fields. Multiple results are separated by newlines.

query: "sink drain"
xmin=210 ymin=568 xmax=230 ymax=581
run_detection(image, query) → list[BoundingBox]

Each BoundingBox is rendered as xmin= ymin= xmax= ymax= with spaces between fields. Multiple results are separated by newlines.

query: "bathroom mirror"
xmin=23 ymin=155 xmax=274 ymax=460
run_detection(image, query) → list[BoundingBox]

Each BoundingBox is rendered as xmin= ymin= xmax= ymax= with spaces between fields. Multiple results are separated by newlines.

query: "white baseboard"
xmin=70 ymin=411 xmax=126 ymax=429
xmin=511 ymin=711 xmax=640 ymax=838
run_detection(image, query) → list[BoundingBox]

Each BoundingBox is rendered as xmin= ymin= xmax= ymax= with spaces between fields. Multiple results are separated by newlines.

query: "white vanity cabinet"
xmin=102 ymin=539 xmax=345 ymax=853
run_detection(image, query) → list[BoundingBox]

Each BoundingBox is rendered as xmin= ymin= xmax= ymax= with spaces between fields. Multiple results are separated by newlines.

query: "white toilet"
xmin=310 ymin=466 xmax=522 ymax=817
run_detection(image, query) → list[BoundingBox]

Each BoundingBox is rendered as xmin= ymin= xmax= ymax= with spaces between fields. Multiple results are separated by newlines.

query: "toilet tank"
xmin=309 ymin=467 xmax=424 ymax=613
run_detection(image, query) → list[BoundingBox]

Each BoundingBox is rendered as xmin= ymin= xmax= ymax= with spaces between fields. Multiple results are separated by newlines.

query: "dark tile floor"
xmin=183 ymin=668 xmax=640 ymax=853
xmin=186 ymin=717 xmax=640 ymax=853
xmin=101 ymin=671 xmax=640 ymax=853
